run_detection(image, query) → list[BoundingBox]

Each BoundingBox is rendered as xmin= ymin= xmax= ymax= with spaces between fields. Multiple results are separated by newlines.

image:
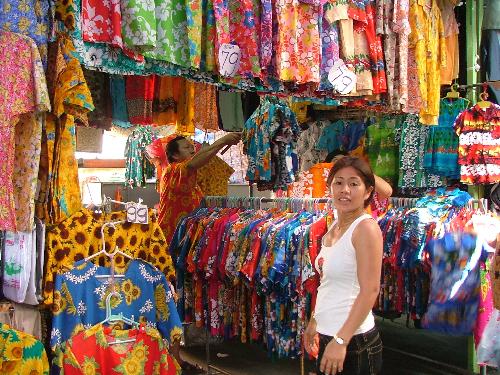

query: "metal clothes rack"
xmin=197 ymin=196 xmax=333 ymax=375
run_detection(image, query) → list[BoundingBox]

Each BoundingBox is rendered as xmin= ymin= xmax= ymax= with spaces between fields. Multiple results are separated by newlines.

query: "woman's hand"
xmin=304 ymin=319 xmax=319 ymax=357
xmin=319 ymin=341 xmax=347 ymax=375
xmin=220 ymin=132 xmax=242 ymax=146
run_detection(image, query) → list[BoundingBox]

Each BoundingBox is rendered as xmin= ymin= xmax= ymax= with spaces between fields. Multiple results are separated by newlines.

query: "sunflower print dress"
xmin=50 ymin=259 xmax=183 ymax=363
xmin=44 ymin=208 xmax=176 ymax=305
xmin=57 ymin=324 xmax=180 ymax=374
xmin=0 ymin=323 xmax=49 ymax=375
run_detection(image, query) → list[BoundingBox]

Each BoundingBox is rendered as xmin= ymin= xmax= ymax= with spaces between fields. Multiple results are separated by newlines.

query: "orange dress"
xmin=158 ymin=160 xmax=204 ymax=243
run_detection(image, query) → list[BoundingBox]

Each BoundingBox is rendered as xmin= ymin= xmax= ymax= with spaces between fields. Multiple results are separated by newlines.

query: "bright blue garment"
xmin=50 ymin=259 xmax=182 ymax=351
xmin=423 ymin=232 xmax=488 ymax=335
xmin=423 ymin=98 xmax=468 ymax=178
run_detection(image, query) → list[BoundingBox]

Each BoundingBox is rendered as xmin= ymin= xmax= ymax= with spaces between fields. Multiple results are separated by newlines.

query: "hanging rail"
xmin=202 ymin=196 xmax=333 ymax=211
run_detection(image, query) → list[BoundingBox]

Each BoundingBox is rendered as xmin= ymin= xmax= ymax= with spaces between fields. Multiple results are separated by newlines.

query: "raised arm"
xmin=186 ymin=133 xmax=241 ymax=171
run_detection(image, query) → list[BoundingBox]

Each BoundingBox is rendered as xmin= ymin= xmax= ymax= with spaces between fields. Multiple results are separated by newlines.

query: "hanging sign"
xmin=126 ymin=201 xmax=148 ymax=225
xmin=218 ymin=43 xmax=241 ymax=77
xmin=328 ymin=59 xmax=357 ymax=95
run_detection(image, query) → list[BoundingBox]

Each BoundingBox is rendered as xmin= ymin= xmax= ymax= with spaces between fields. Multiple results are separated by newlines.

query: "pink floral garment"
xmin=13 ymin=41 xmax=50 ymax=232
xmin=213 ymin=0 xmax=261 ymax=79
xmin=0 ymin=32 xmax=40 ymax=231
xmin=275 ymin=0 xmax=322 ymax=84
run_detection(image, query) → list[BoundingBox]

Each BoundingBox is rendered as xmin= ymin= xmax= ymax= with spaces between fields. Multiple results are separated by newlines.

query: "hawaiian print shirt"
xmin=50 ymin=259 xmax=182 ymax=353
xmin=56 ymin=324 xmax=180 ymax=374
xmin=44 ymin=208 xmax=176 ymax=305
xmin=0 ymin=323 xmax=49 ymax=375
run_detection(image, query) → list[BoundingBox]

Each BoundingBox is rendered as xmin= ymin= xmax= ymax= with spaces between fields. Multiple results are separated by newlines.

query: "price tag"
xmin=218 ymin=43 xmax=241 ymax=77
xmin=126 ymin=202 xmax=149 ymax=225
xmin=328 ymin=59 xmax=357 ymax=95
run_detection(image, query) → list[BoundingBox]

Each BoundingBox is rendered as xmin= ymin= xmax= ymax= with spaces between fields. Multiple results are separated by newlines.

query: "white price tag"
xmin=126 ymin=202 xmax=149 ymax=225
xmin=328 ymin=59 xmax=357 ymax=95
xmin=218 ymin=43 xmax=241 ymax=77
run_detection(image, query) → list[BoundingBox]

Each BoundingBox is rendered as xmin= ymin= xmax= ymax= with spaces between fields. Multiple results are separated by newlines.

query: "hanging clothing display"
xmin=124 ymin=126 xmax=157 ymax=188
xmin=0 ymin=0 xmax=50 ymax=67
xmin=423 ymin=232 xmax=490 ymax=334
xmin=125 ymin=75 xmax=156 ymax=125
xmin=424 ymin=98 xmax=469 ymax=179
xmin=366 ymin=116 xmax=401 ymax=186
xmin=50 ymin=259 xmax=182 ymax=351
xmin=409 ymin=0 xmax=447 ymax=125
xmin=437 ymin=0 xmax=460 ymax=85
xmin=0 ymin=31 xmax=50 ymax=232
xmin=83 ymin=68 xmax=113 ymax=130
xmin=398 ymin=114 xmax=446 ymax=192
xmin=38 ymin=34 xmax=95 ymax=225
xmin=168 ymin=204 xmax=331 ymax=358
xmin=0 ymin=323 xmax=49 ymax=374
xmin=43 ymin=208 xmax=176 ymax=305
xmin=217 ymin=91 xmax=245 ymax=132
xmin=454 ymin=103 xmax=500 ymax=184
xmin=243 ymin=96 xmax=300 ymax=191
xmin=55 ymin=324 xmax=180 ymax=374
xmin=196 ymin=156 xmax=235 ymax=196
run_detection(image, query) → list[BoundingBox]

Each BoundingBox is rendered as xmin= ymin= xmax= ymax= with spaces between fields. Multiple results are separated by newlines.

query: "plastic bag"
xmin=477 ymin=308 xmax=500 ymax=367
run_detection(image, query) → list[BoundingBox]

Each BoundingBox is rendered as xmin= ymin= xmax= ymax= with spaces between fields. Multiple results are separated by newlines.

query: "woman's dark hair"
xmin=166 ymin=136 xmax=186 ymax=163
xmin=327 ymin=156 xmax=376 ymax=207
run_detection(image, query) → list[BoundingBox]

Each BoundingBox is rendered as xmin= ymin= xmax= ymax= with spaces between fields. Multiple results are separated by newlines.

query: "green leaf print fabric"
xmin=121 ymin=0 xmax=157 ymax=52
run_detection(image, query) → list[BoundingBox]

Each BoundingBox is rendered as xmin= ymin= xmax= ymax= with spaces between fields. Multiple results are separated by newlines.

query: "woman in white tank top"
xmin=304 ymin=156 xmax=388 ymax=375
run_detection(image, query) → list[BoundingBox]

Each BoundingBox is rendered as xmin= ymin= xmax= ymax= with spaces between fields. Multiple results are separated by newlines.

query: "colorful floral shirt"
xmin=409 ymin=0 xmax=447 ymax=125
xmin=42 ymin=34 xmax=94 ymax=226
xmin=158 ymin=160 xmax=204 ymax=244
xmin=44 ymin=208 xmax=176 ymax=305
xmin=0 ymin=323 xmax=49 ymax=375
xmin=197 ymin=156 xmax=235 ymax=196
xmin=50 ymin=259 xmax=182 ymax=353
xmin=0 ymin=32 xmax=41 ymax=232
xmin=213 ymin=0 xmax=261 ymax=79
xmin=57 ymin=324 xmax=180 ymax=374
xmin=144 ymin=0 xmax=190 ymax=67
xmin=0 ymin=0 xmax=50 ymax=67
xmin=423 ymin=98 xmax=468 ymax=178
xmin=13 ymin=39 xmax=50 ymax=232
xmin=453 ymin=104 xmax=500 ymax=184
xmin=275 ymin=0 xmax=321 ymax=84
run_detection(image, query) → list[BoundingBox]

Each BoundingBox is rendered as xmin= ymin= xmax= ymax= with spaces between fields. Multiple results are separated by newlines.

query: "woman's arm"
xmin=186 ymin=133 xmax=241 ymax=171
xmin=318 ymin=219 xmax=383 ymax=374
xmin=336 ymin=219 xmax=383 ymax=343
xmin=374 ymin=175 xmax=393 ymax=200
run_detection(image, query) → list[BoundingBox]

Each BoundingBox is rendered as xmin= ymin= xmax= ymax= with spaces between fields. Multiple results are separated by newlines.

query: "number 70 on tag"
xmin=218 ymin=43 xmax=241 ymax=78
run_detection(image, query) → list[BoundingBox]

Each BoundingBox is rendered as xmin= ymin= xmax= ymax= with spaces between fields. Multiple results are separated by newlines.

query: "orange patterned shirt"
xmin=158 ymin=160 xmax=204 ymax=243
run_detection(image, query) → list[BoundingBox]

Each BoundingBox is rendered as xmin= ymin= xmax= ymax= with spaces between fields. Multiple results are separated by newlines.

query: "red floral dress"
xmin=58 ymin=324 xmax=180 ymax=374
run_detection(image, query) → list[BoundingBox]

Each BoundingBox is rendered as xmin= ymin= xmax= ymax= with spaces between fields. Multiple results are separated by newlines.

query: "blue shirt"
xmin=50 ymin=259 xmax=182 ymax=351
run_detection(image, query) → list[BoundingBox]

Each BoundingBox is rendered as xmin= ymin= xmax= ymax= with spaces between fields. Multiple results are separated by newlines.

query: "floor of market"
xmin=181 ymin=318 xmax=499 ymax=375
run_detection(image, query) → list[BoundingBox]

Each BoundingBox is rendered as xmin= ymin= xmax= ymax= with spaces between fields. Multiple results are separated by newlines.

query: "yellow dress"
xmin=409 ymin=0 xmax=447 ymax=125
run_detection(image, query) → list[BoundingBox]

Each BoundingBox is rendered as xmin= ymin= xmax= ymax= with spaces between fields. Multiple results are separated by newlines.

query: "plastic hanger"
xmin=99 ymin=291 xmax=139 ymax=345
xmin=476 ymin=84 xmax=492 ymax=110
xmin=445 ymin=83 xmax=460 ymax=99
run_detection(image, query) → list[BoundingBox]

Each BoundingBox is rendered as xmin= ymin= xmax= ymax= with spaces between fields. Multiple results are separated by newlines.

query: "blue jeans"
xmin=317 ymin=326 xmax=383 ymax=375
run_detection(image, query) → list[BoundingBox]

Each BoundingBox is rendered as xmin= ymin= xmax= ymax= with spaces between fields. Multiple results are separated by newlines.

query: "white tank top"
xmin=314 ymin=214 xmax=375 ymax=336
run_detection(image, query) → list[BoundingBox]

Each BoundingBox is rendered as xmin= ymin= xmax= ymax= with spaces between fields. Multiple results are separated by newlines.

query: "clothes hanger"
xmin=476 ymin=84 xmax=492 ymax=110
xmin=99 ymin=291 xmax=140 ymax=345
xmin=445 ymin=82 xmax=460 ymax=99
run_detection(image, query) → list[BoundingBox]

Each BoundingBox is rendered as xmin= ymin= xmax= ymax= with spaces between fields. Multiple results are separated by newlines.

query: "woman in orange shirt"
xmin=157 ymin=132 xmax=241 ymax=244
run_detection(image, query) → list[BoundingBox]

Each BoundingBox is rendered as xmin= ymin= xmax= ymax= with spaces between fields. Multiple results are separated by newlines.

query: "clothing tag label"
xmin=126 ymin=202 xmax=148 ymax=225
xmin=218 ymin=44 xmax=241 ymax=77
xmin=328 ymin=59 xmax=357 ymax=94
